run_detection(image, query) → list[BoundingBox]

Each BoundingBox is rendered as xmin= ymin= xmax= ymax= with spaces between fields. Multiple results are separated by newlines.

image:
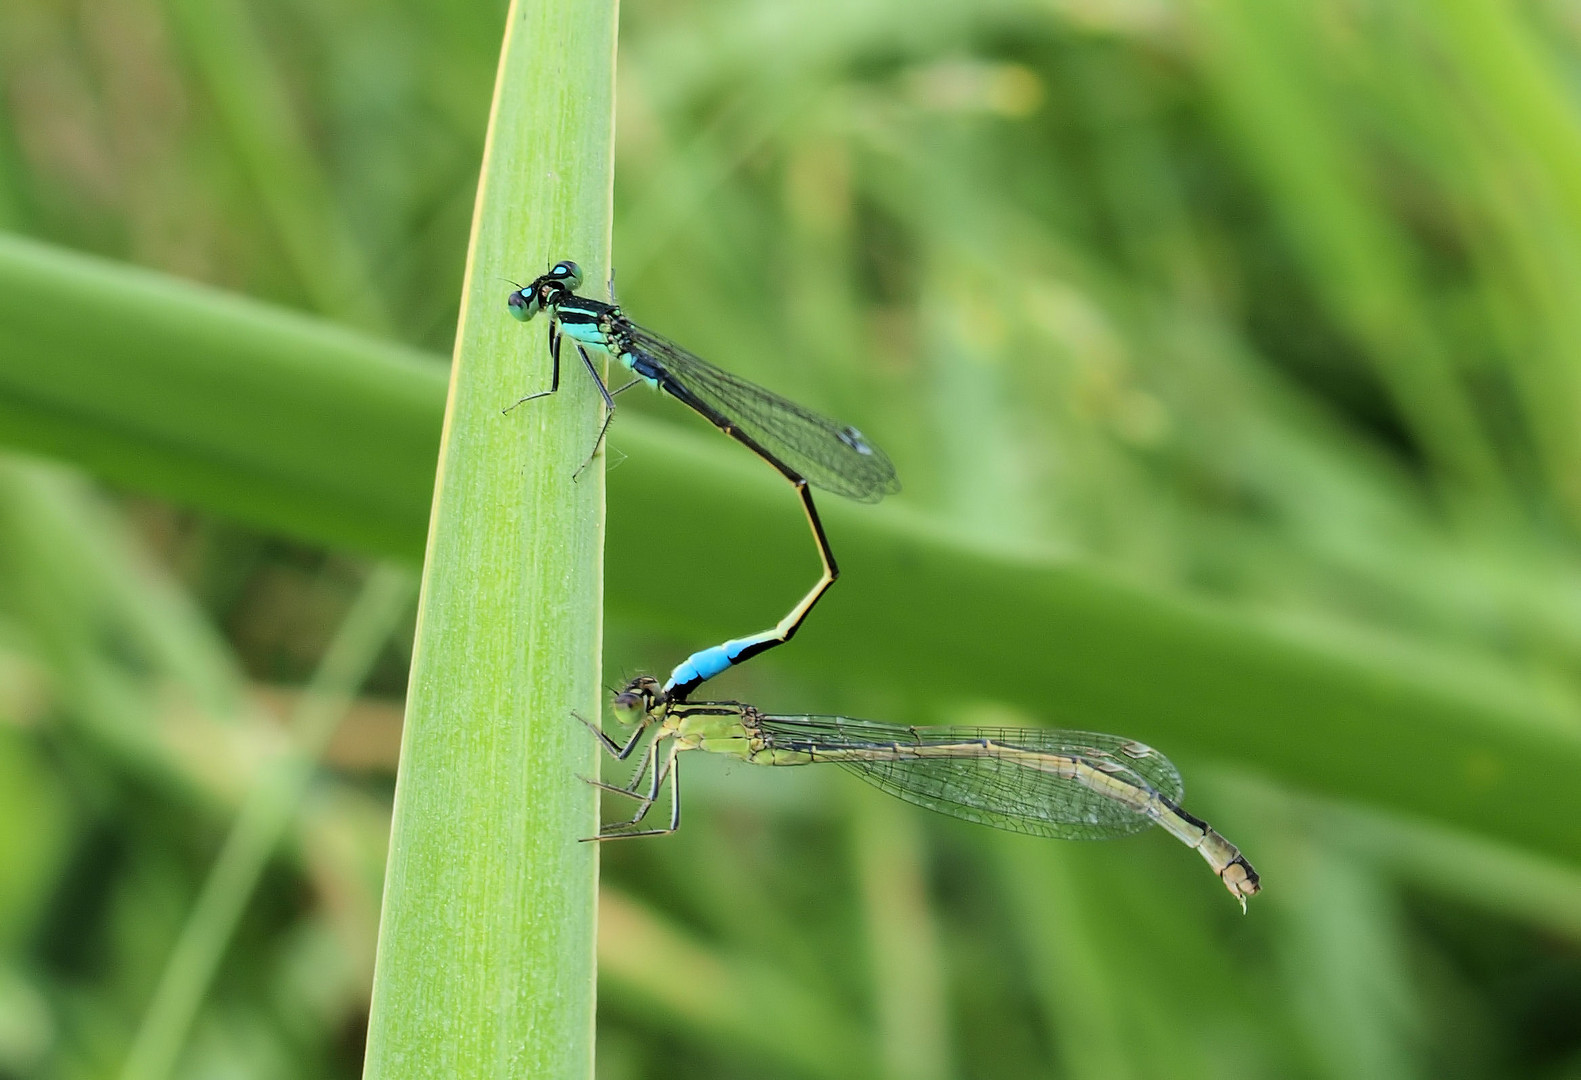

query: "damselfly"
xmin=581 ymin=676 xmax=1262 ymax=910
xmin=508 ymin=261 xmax=899 ymax=702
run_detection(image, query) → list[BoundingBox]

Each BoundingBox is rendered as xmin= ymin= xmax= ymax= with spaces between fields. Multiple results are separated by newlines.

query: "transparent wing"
xmin=755 ymin=715 xmax=1183 ymax=841
xmin=624 ymin=323 xmax=900 ymax=503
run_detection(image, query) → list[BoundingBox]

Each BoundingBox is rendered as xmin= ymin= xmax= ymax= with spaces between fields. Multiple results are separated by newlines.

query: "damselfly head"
xmin=612 ymin=675 xmax=664 ymax=726
xmin=507 ymin=260 xmax=585 ymax=322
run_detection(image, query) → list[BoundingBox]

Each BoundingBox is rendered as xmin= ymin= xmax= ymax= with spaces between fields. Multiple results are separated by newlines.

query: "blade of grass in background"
xmin=1195 ymin=0 xmax=1505 ymax=504
xmin=359 ymin=1 xmax=616 ymax=1077
xmin=2 ymin=234 xmax=1581 ymax=870
xmin=850 ymin=791 xmax=954 ymax=1080
xmin=1220 ymin=772 xmax=1581 ymax=945
xmin=0 ymin=233 xmax=443 ymax=560
xmin=159 ymin=0 xmax=391 ymax=332
xmin=997 ymin=841 xmax=1144 ymax=1080
xmin=596 ymin=888 xmax=876 ymax=1080
xmin=120 ymin=564 xmax=413 ymax=1080
xmin=1274 ymin=847 xmax=1421 ymax=1080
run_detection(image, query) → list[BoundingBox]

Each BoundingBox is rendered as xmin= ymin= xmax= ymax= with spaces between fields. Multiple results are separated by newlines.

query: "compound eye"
xmin=552 ymin=261 xmax=584 ymax=290
xmin=612 ymin=676 xmax=661 ymax=714
xmin=507 ymin=290 xmax=539 ymax=321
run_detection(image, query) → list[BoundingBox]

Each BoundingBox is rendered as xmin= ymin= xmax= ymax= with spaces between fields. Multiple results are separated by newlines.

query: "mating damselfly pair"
xmin=507 ymin=260 xmax=1260 ymax=909
xmin=508 ymin=260 xmax=897 ymax=702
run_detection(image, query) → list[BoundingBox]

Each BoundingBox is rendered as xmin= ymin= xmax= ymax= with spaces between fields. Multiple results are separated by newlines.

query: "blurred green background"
xmin=4 ymin=0 xmax=1581 ymax=1077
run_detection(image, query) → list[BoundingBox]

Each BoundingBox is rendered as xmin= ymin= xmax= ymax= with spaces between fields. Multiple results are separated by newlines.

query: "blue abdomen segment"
xmin=622 ymin=350 xmax=662 ymax=390
xmin=663 ymin=632 xmax=772 ymax=698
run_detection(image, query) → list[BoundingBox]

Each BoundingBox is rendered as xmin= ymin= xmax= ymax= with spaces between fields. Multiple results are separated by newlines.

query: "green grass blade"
xmin=0 ymin=231 xmax=444 ymax=559
xmin=1195 ymin=0 xmax=1506 ymax=500
xmin=1228 ymin=774 xmax=1581 ymax=944
xmin=120 ymin=565 xmax=414 ymax=1080
xmin=996 ymin=839 xmax=1144 ymax=1080
xmin=2 ymin=231 xmax=1581 ymax=872
xmin=359 ymin=2 xmax=616 ymax=1077
xmin=597 ymin=888 xmax=876 ymax=1080
xmin=850 ymin=790 xmax=953 ymax=1080
xmin=159 ymin=0 xmax=391 ymax=331
xmin=1272 ymin=847 xmax=1420 ymax=1080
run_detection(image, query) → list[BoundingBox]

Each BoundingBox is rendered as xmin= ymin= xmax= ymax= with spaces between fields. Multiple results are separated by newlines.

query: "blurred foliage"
xmin=4 ymin=0 xmax=1581 ymax=1078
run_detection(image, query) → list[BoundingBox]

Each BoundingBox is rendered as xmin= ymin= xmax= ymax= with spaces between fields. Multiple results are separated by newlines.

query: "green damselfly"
xmin=508 ymin=261 xmax=899 ymax=702
xmin=582 ymin=676 xmax=1262 ymax=910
